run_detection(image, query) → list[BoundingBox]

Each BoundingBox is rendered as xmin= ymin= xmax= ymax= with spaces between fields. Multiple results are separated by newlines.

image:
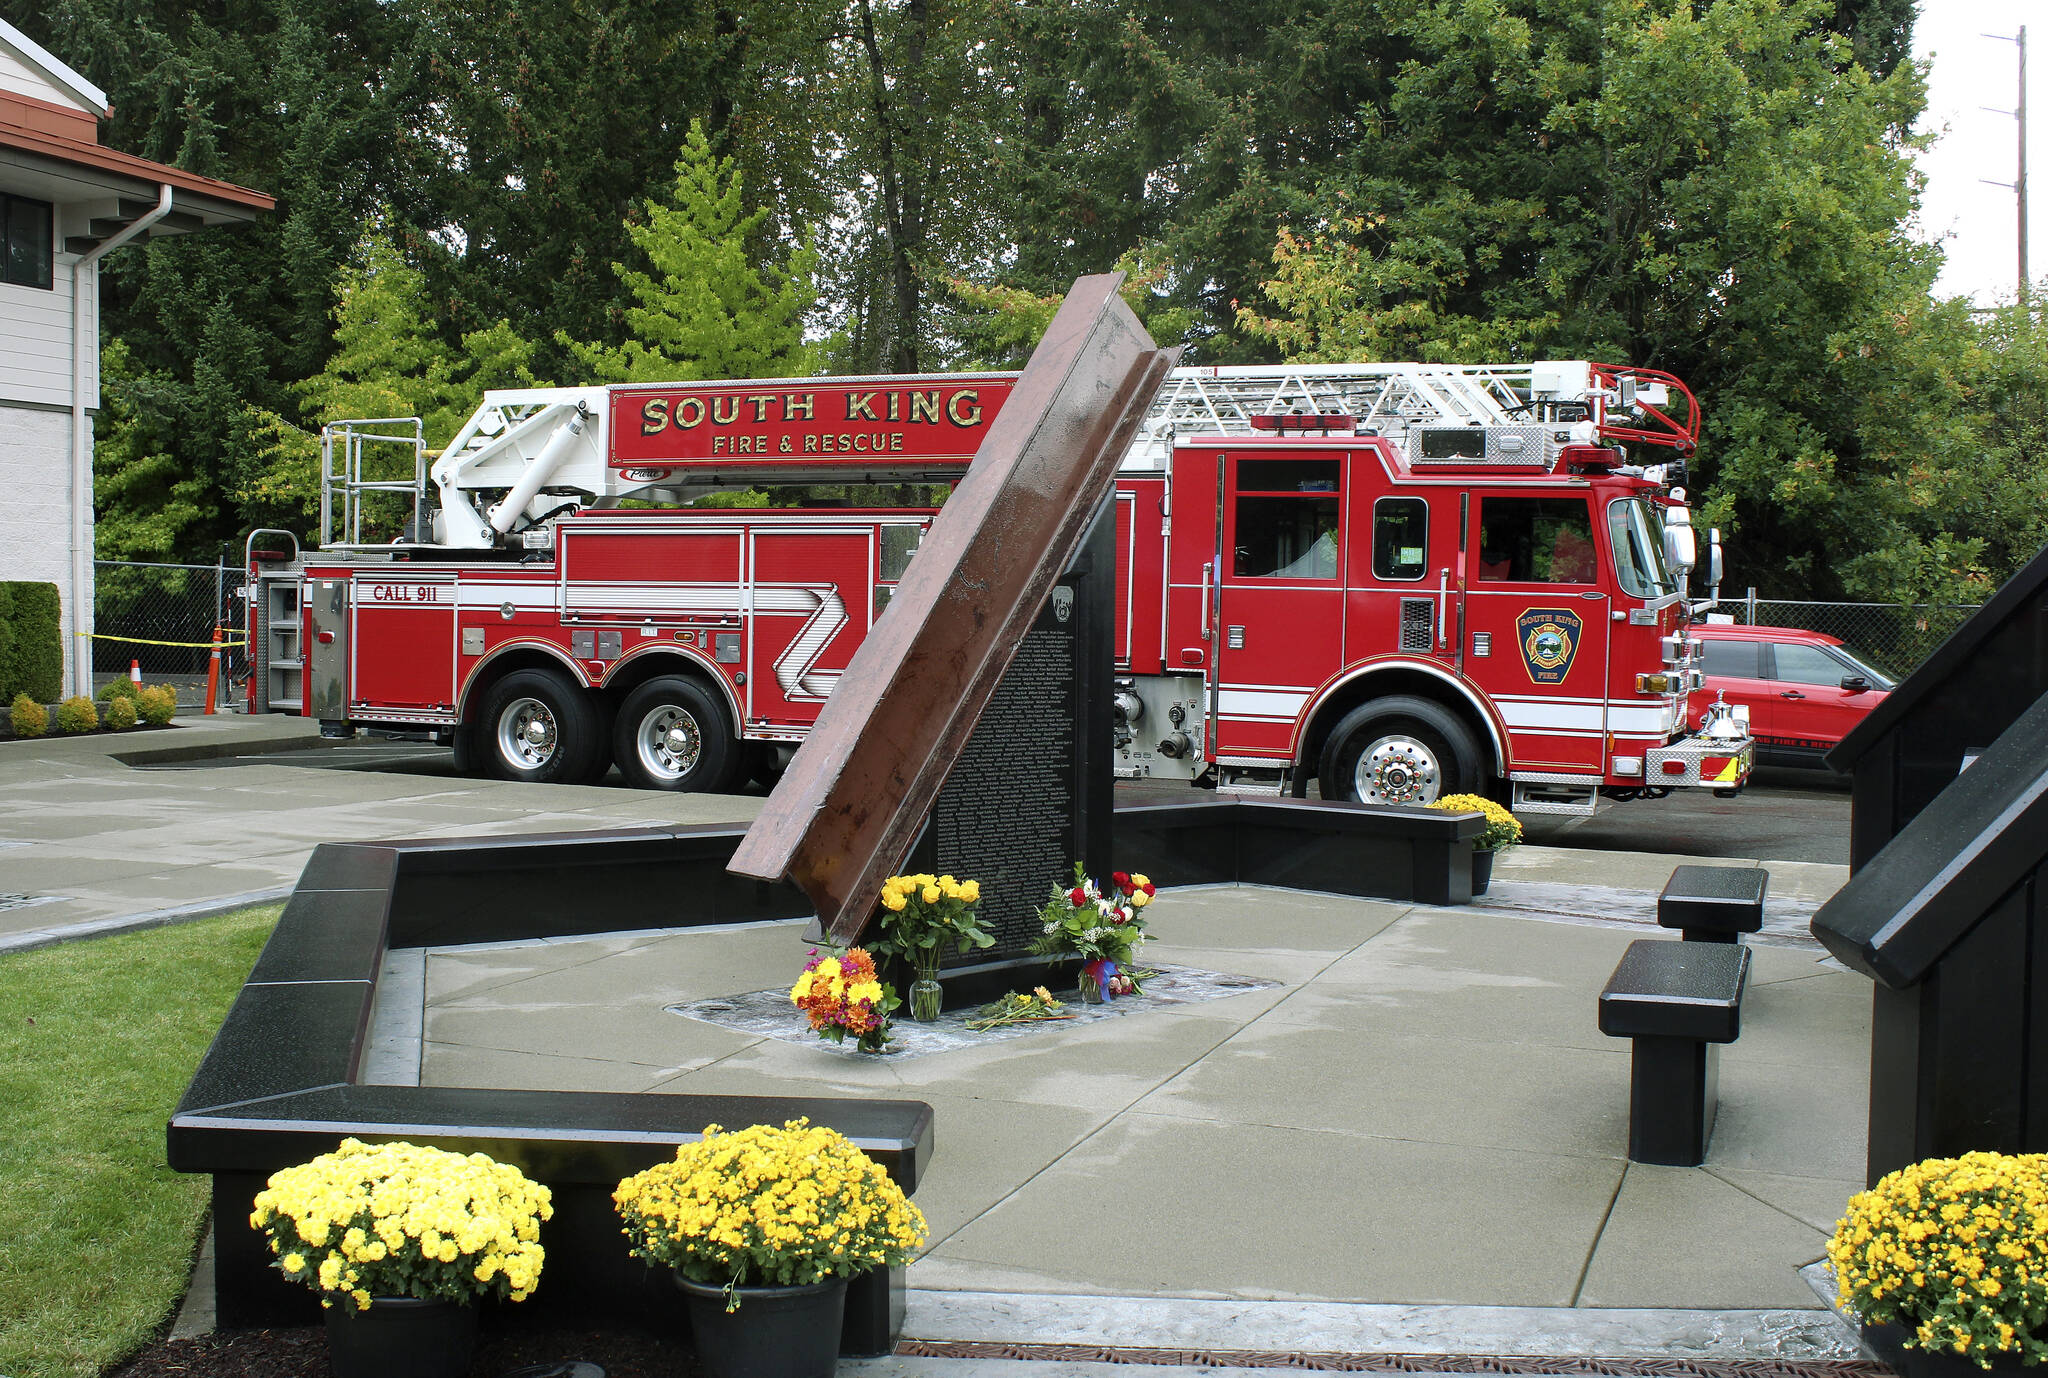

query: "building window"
xmin=3 ymin=195 xmax=55 ymax=290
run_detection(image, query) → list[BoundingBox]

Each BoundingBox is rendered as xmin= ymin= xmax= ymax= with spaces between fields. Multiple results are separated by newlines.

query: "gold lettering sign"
xmin=641 ymin=399 xmax=669 ymax=435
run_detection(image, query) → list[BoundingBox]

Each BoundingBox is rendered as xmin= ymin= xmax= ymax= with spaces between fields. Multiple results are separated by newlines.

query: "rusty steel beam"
xmin=727 ymin=274 xmax=1178 ymax=944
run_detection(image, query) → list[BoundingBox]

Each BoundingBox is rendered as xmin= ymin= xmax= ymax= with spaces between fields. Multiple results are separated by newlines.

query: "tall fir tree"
xmin=559 ymin=122 xmax=819 ymax=384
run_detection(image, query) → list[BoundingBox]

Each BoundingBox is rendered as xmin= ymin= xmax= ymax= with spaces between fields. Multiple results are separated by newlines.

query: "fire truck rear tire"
xmin=1318 ymin=696 xmax=1482 ymax=807
xmin=613 ymin=677 xmax=738 ymax=793
xmin=478 ymin=669 xmax=605 ymax=785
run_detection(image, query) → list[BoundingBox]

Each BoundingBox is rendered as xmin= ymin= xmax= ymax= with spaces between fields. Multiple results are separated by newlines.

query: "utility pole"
xmin=1983 ymin=27 xmax=2029 ymax=300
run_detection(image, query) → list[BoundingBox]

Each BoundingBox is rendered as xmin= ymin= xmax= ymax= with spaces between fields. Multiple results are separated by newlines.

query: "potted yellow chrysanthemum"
xmin=1426 ymin=793 xmax=1522 ymax=896
xmin=248 ymin=1138 xmax=552 ymax=1378
xmin=1829 ymin=1151 xmax=2048 ymax=1375
xmin=615 ymin=1118 xmax=928 ymax=1378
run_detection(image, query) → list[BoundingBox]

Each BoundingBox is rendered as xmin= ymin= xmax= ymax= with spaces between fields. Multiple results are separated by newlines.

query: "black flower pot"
xmin=676 ymin=1272 xmax=850 ymax=1378
xmin=1472 ymin=848 xmax=1495 ymax=896
xmin=323 ymin=1295 xmax=477 ymax=1378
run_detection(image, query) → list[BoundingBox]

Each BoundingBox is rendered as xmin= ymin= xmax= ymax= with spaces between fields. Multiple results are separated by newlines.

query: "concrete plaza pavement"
xmin=384 ymin=863 xmax=1868 ymax=1364
xmin=4 ymin=717 xmax=1878 ymax=1365
xmin=0 ymin=714 xmax=770 ymax=950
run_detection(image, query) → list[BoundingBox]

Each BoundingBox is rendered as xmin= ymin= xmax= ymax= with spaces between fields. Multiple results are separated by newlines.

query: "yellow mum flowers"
xmin=249 ymin=1139 xmax=552 ymax=1311
xmin=1829 ymin=1151 xmax=2048 ymax=1367
xmin=614 ymin=1119 xmax=927 ymax=1309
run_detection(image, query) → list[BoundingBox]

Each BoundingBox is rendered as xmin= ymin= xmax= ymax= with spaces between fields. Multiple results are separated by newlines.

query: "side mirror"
xmin=1840 ymin=675 xmax=1870 ymax=694
xmin=1664 ymin=523 xmax=1696 ymax=574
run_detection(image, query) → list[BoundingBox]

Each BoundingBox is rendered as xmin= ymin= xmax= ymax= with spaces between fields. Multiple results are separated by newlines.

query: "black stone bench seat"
xmin=1657 ymin=863 xmax=1768 ymax=943
xmin=1599 ymin=938 xmax=1751 ymax=1166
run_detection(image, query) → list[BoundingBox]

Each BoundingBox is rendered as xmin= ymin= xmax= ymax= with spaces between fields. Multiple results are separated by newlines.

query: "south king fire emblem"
xmin=1516 ymin=607 xmax=1583 ymax=685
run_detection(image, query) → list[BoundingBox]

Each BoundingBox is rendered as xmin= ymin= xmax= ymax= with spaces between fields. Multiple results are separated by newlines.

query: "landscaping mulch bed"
xmin=106 ymin=1324 xmax=699 ymax=1378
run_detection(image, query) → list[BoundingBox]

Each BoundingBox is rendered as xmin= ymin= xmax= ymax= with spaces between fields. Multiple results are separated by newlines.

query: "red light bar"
xmin=1248 ymin=413 xmax=1357 ymax=433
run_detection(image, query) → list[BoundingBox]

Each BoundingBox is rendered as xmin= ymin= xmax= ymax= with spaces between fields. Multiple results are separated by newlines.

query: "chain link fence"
xmin=1715 ymin=590 xmax=1980 ymax=681
xmin=91 ymin=560 xmax=246 ymax=709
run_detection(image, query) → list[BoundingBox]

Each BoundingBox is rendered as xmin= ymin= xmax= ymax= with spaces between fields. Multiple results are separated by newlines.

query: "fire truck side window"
xmin=1371 ymin=497 xmax=1428 ymax=580
xmin=1233 ymin=459 xmax=1340 ymax=579
xmin=1476 ymin=497 xmax=1597 ymax=584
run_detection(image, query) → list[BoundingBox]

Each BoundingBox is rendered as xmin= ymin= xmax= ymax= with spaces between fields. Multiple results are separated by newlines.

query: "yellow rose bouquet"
xmin=1828 ymin=1151 xmax=2048 ymax=1368
xmin=248 ymin=1138 xmax=552 ymax=1312
xmin=613 ymin=1118 xmax=928 ymax=1311
xmin=868 ymin=872 xmax=994 ymax=1021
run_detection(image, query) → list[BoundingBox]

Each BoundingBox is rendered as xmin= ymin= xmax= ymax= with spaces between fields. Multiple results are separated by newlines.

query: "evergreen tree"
xmin=559 ymin=123 xmax=819 ymax=384
xmin=238 ymin=219 xmax=538 ymax=536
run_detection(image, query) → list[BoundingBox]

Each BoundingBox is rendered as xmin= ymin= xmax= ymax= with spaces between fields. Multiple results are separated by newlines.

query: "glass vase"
xmin=1077 ymin=969 xmax=1104 ymax=1005
xmin=909 ymin=976 xmax=943 ymax=1023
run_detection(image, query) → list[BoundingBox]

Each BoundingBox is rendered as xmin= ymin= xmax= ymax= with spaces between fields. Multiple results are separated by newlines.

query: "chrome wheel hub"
xmin=1356 ymin=734 xmax=1442 ymax=805
xmin=498 ymin=697 xmax=557 ymax=769
xmin=637 ymin=705 xmax=702 ymax=781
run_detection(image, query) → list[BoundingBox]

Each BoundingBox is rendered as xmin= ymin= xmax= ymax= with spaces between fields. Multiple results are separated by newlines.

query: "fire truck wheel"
xmin=614 ymin=677 xmax=738 ymax=792
xmin=1318 ymin=696 xmax=1482 ymax=807
xmin=479 ymin=670 xmax=605 ymax=784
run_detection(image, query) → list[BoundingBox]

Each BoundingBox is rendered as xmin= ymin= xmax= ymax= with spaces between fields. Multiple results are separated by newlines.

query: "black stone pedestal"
xmin=1598 ymin=939 xmax=1751 ymax=1167
xmin=1626 ymin=1035 xmax=1722 ymax=1166
xmin=1656 ymin=864 xmax=1767 ymax=944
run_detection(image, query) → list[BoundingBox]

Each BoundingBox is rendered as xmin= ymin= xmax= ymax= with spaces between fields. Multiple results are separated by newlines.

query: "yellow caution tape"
xmin=75 ymin=632 xmax=248 ymax=648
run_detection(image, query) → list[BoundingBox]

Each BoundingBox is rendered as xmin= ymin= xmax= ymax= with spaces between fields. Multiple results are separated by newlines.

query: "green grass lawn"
xmin=0 ymin=906 xmax=281 ymax=1378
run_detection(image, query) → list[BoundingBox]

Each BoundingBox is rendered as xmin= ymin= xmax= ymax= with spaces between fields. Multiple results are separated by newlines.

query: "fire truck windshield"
xmin=1608 ymin=498 xmax=1679 ymax=599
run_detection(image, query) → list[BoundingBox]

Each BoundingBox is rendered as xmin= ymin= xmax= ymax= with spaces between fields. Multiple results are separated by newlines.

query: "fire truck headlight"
xmin=1613 ymin=756 xmax=1643 ymax=777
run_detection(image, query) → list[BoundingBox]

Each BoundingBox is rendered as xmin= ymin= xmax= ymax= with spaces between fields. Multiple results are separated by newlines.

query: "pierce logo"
xmin=1516 ymin=608 xmax=1583 ymax=684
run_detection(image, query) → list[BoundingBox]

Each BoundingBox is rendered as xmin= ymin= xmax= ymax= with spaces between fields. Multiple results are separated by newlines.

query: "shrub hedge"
xmin=0 ymin=583 xmax=62 ymax=705
xmin=54 ymin=696 xmax=98 ymax=735
xmin=10 ymin=693 xmax=47 ymax=737
xmin=137 ymin=685 xmax=177 ymax=726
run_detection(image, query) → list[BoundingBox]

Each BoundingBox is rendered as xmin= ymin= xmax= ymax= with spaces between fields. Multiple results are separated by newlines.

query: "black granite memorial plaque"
xmin=902 ymin=505 xmax=1115 ymax=991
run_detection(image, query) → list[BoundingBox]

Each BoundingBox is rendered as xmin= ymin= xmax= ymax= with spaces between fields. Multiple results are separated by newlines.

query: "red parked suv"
xmin=1688 ymin=623 xmax=1895 ymax=768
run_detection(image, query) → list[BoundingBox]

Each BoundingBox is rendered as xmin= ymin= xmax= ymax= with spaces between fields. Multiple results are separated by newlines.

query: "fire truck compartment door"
xmin=349 ymin=576 xmax=458 ymax=713
xmin=1212 ymin=452 xmax=1347 ymax=759
xmin=307 ymin=579 xmax=348 ymax=720
xmin=1465 ymin=495 xmax=1612 ymax=773
xmin=744 ymin=528 xmax=875 ymax=727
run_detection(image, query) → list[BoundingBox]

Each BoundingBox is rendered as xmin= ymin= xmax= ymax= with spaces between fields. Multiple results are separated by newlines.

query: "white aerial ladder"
xmin=322 ymin=360 xmax=1698 ymax=553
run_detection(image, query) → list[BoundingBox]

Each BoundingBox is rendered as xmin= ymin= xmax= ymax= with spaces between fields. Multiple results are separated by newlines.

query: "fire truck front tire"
xmin=478 ymin=670 xmax=606 ymax=785
xmin=1318 ymin=696 xmax=1482 ymax=807
xmin=613 ymin=677 xmax=738 ymax=792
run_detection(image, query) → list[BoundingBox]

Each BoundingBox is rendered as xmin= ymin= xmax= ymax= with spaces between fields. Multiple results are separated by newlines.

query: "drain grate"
xmin=895 ymin=1341 xmax=1892 ymax=1377
xmin=0 ymin=893 xmax=59 ymax=913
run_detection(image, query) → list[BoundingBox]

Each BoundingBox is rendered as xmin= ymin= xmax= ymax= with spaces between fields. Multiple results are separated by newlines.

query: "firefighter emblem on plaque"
xmin=1516 ymin=608 xmax=1583 ymax=685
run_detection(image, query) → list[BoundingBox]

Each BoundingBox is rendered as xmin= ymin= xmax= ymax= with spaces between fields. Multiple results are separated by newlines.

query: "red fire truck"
xmin=244 ymin=362 xmax=1751 ymax=815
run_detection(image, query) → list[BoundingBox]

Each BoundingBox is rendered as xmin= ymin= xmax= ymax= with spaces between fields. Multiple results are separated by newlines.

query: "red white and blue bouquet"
xmin=1030 ymin=864 xmax=1157 ymax=999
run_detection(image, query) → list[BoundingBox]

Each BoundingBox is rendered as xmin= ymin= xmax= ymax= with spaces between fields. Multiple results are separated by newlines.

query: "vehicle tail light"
xmin=1661 ymin=759 xmax=1689 ymax=775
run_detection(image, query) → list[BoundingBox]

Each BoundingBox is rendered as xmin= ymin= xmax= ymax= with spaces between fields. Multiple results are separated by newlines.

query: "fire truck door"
xmin=1465 ymin=495 xmax=1611 ymax=773
xmin=745 ymin=529 xmax=875 ymax=727
xmin=349 ymin=575 xmax=458 ymax=714
xmin=1211 ymin=451 xmax=1348 ymax=759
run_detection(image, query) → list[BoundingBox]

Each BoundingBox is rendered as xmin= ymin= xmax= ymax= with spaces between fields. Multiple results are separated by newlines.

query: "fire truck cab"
xmin=1113 ymin=414 xmax=1736 ymax=814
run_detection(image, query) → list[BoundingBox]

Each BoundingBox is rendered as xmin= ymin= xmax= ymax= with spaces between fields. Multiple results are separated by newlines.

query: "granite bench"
xmin=1598 ymin=938 xmax=1751 ymax=1166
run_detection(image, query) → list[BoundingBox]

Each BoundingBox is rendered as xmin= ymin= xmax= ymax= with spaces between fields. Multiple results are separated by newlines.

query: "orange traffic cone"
xmin=129 ymin=659 xmax=142 ymax=686
xmin=204 ymin=626 xmax=222 ymax=716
